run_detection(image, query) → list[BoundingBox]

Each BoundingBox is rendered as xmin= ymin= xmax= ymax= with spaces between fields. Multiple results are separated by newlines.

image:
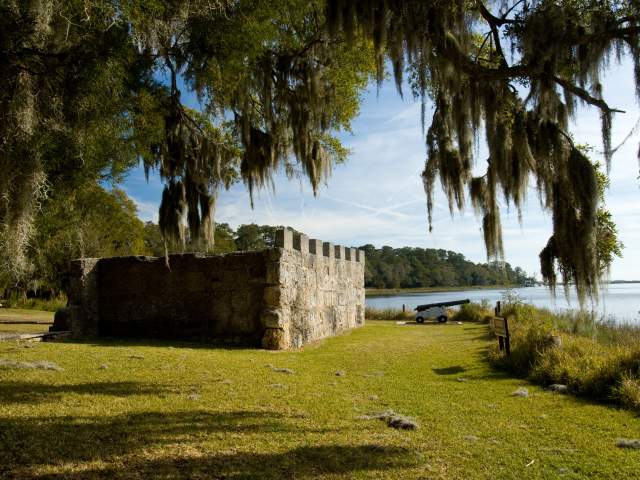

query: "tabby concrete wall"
xmin=262 ymin=230 xmax=366 ymax=349
xmin=63 ymin=230 xmax=365 ymax=349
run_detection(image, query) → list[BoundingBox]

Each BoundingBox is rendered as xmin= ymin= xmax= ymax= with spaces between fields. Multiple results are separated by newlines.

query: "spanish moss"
xmin=325 ymin=0 xmax=639 ymax=303
xmin=1 ymin=0 xmax=638 ymax=303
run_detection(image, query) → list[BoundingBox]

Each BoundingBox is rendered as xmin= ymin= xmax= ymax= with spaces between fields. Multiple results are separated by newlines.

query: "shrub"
xmin=615 ymin=375 xmax=640 ymax=411
xmin=451 ymin=302 xmax=493 ymax=324
xmin=3 ymin=293 xmax=67 ymax=312
xmin=488 ymin=312 xmax=556 ymax=375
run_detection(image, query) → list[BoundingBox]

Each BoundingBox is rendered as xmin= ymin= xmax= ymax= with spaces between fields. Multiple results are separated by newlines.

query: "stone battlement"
xmin=57 ymin=229 xmax=365 ymax=349
xmin=276 ymin=229 xmax=366 ymax=264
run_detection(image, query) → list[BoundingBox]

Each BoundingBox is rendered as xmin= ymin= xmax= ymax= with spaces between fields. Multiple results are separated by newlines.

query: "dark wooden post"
xmin=493 ymin=301 xmax=509 ymax=355
xmin=495 ymin=301 xmax=502 ymax=350
xmin=504 ymin=317 xmax=511 ymax=355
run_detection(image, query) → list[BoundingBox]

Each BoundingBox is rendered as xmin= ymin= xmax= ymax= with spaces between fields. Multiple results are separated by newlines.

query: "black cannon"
xmin=414 ymin=299 xmax=471 ymax=323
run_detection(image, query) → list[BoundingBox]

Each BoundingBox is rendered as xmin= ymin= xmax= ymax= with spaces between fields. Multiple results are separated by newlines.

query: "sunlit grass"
xmin=2 ymin=295 xmax=67 ymax=312
xmin=1 ymin=321 xmax=639 ymax=479
xmin=0 ymin=308 xmax=54 ymax=323
xmin=0 ymin=308 xmax=53 ymax=335
xmin=0 ymin=323 xmax=51 ymax=334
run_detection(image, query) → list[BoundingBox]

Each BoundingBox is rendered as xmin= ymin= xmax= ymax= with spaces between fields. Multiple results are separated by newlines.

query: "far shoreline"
xmin=365 ymin=285 xmax=512 ymax=297
xmin=365 ymin=281 xmax=640 ymax=298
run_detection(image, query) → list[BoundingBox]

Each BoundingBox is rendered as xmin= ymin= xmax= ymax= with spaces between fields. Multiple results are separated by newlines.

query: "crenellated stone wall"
xmin=58 ymin=229 xmax=365 ymax=349
xmin=261 ymin=230 xmax=365 ymax=348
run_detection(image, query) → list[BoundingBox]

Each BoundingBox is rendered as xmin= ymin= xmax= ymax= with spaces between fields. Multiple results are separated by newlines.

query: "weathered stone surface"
xmin=309 ymin=239 xmax=323 ymax=255
xmin=275 ymin=229 xmax=293 ymax=249
xmin=263 ymin=286 xmax=282 ymax=307
xmin=68 ymin=258 xmax=100 ymax=338
xmin=66 ymin=229 xmax=365 ymax=350
xmin=276 ymin=244 xmax=365 ymax=347
xmin=293 ymin=234 xmax=309 ymax=254
xmin=50 ymin=307 xmax=70 ymax=332
xmin=261 ymin=309 xmax=286 ymax=328
xmin=262 ymin=327 xmax=288 ymax=349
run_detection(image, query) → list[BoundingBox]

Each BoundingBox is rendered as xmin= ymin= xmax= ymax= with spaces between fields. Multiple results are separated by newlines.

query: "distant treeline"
xmin=359 ymin=245 xmax=535 ymax=289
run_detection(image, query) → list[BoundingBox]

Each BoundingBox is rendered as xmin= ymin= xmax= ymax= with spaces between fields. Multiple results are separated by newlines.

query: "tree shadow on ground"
xmin=1 ymin=409 xmax=357 ymax=478
xmin=403 ymin=321 xmax=458 ymax=326
xmin=51 ymin=336 xmax=258 ymax=351
xmin=31 ymin=444 xmax=415 ymax=479
xmin=0 ymin=380 xmax=174 ymax=405
xmin=467 ymin=330 xmax=497 ymax=342
xmin=432 ymin=366 xmax=466 ymax=375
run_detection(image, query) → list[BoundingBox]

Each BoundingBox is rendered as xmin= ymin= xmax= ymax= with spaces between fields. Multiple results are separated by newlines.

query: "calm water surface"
xmin=366 ymin=283 xmax=640 ymax=323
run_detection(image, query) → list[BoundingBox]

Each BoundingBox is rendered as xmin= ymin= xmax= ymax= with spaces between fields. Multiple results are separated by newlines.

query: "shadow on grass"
xmin=53 ymin=336 xmax=258 ymax=351
xmin=1 ymin=411 xmax=415 ymax=478
xmin=0 ymin=380 xmax=174 ymax=404
xmin=29 ymin=444 xmax=415 ymax=479
xmin=432 ymin=366 xmax=466 ymax=375
xmin=467 ymin=330 xmax=498 ymax=342
xmin=402 ymin=321 xmax=457 ymax=326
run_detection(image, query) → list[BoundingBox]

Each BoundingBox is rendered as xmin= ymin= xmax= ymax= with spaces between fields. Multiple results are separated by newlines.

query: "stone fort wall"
xmin=63 ymin=229 xmax=365 ymax=349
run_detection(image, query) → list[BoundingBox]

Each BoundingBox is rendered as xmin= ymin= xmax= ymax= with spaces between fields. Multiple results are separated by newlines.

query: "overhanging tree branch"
xmin=551 ymin=75 xmax=625 ymax=114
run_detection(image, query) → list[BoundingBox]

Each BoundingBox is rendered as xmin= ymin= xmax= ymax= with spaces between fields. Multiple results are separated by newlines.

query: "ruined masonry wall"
xmin=65 ymin=229 xmax=365 ymax=350
xmin=262 ymin=231 xmax=365 ymax=349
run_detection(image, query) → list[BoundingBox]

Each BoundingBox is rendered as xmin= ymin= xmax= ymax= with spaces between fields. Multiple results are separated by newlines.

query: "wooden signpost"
xmin=491 ymin=301 xmax=511 ymax=356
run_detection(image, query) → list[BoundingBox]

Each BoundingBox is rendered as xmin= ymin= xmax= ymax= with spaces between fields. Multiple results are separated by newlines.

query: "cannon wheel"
xmin=416 ymin=316 xmax=425 ymax=324
xmin=437 ymin=315 xmax=448 ymax=323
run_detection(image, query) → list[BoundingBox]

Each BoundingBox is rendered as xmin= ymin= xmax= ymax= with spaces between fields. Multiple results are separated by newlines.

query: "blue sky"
xmin=122 ymin=61 xmax=640 ymax=281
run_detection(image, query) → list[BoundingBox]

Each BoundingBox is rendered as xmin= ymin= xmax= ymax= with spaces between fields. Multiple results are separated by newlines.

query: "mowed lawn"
xmin=0 ymin=323 xmax=51 ymax=334
xmin=0 ymin=308 xmax=53 ymax=324
xmin=0 ymin=309 xmax=53 ymax=336
xmin=1 ymin=321 xmax=639 ymax=479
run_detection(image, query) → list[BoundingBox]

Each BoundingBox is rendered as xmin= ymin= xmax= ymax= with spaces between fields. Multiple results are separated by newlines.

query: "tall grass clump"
xmin=488 ymin=302 xmax=640 ymax=412
xmin=365 ymin=307 xmax=413 ymax=320
xmin=450 ymin=301 xmax=494 ymax=324
xmin=614 ymin=375 xmax=640 ymax=411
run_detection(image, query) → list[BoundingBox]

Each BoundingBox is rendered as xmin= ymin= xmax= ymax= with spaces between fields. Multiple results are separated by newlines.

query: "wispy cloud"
xmin=127 ymin=194 xmax=159 ymax=222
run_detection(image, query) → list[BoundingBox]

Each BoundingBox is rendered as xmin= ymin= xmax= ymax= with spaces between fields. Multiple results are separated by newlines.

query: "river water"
xmin=365 ymin=283 xmax=640 ymax=323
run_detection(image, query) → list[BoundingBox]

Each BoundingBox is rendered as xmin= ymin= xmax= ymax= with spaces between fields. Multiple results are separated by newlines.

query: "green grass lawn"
xmin=0 ymin=323 xmax=51 ymax=334
xmin=1 ymin=321 xmax=639 ymax=479
xmin=0 ymin=308 xmax=54 ymax=323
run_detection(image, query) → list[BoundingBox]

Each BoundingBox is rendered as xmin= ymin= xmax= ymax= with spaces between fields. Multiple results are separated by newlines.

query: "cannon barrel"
xmin=415 ymin=299 xmax=471 ymax=311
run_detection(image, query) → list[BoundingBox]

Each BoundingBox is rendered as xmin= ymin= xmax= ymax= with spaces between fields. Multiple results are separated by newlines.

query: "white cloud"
xmin=129 ymin=195 xmax=159 ymax=223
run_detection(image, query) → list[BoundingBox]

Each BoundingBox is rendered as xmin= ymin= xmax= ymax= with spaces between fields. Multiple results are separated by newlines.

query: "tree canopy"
xmin=0 ymin=0 xmax=373 ymax=284
xmin=1 ymin=0 xmax=638 ymax=301
xmin=8 ymin=184 xmax=148 ymax=296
